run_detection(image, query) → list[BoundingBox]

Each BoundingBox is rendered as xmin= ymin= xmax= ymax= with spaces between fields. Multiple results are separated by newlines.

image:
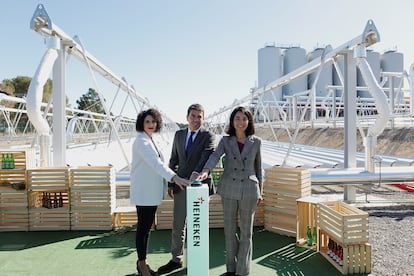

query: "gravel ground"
xmin=360 ymin=204 xmax=414 ymax=276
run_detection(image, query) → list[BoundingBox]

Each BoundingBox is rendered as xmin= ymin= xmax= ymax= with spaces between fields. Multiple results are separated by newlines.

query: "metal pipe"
xmin=310 ymin=167 xmax=414 ymax=184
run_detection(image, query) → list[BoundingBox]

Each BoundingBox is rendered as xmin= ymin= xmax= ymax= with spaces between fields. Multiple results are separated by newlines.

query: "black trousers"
xmin=136 ymin=205 xmax=157 ymax=260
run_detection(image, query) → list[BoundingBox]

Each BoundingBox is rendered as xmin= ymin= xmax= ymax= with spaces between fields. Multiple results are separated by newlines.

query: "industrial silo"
xmin=282 ymin=47 xmax=307 ymax=97
xmin=380 ymin=50 xmax=404 ymax=92
xmin=307 ymin=47 xmax=333 ymax=100
xmin=357 ymin=50 xmax=380 ymax=98
xmin=258 ymin=45 xmax=283 ymax=102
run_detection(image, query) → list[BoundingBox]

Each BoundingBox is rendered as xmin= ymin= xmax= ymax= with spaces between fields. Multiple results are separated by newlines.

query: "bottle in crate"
xmin=306 ymin=225 xmax=312 ymax=246
xmin=10 ymin=153 xmax=15 ymax=169
xmin=47 ymin=193 xmax=52 ymax=209
xmin=53 ymin=193 xmax=58 ymax=208
xmin=59 ymin=192 xmax=63 ymax=207
xmin=2 ymin=153 xmax=9 ymax=169
xmin=338 ymin=245 xmax=343 ymax=266
xmin=327 ymin=238 xmax=333 ymax=257
xmin=42 ymin=192 xmax=46 ymax=208
xmin=312 ymin=226 xmax=317 ymax=245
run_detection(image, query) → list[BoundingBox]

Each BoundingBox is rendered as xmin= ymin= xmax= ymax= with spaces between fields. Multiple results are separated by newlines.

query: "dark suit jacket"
xmin=169 ymin=128 xmax=215 ymax=194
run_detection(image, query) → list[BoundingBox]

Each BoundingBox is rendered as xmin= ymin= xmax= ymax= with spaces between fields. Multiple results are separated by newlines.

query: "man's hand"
xmin=189 ymin=171 xmax=200 ymax=182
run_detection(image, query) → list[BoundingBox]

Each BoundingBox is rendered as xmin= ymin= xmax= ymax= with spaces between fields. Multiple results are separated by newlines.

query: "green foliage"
xmin=75 ymin=88 xmax=106 ymax=115
xmin=2 ymin=76 xmax=53 ymax=103
xmin=177 ymin=123 xmax=188 ymax=129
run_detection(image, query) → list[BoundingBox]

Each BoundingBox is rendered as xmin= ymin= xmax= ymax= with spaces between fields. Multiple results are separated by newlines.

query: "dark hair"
xmin=226 ymin=106 xmax=255 ymax=136
xmin=187 ymin=103 xmax=204 ymax=116
xmin=135 ymin=108 xmax=163 ymax=132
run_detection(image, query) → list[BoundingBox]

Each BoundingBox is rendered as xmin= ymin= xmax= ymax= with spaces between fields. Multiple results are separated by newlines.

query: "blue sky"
xmin=1 ymin=0 xmax=414 ymax=123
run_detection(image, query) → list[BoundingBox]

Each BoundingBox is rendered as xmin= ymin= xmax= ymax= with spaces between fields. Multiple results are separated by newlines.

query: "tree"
xmin=1 ymin=76 xmax=53 ymax=103
xmin=0 ymin=76 xmax=69 ymax=133
xmin=0 ymin=79 xmax=15 ymax=95
xmin=75 ymin=88 xmax=107 ymax=116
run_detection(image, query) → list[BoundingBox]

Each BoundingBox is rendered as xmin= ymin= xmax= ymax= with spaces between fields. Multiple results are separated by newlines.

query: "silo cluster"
xmin=257 ymin=45 xmax=404 ymax=103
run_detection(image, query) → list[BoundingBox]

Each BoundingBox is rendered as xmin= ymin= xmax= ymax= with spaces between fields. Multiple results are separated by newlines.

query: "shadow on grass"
xmin=0 ymin=230 xmax=106 ymax=251
xmin=0 ymin=227 xmax=369 ymax=275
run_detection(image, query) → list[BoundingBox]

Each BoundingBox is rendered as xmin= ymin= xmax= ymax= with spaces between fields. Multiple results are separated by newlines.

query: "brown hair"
xmin=226 ymin=106 xmax=255 ymax=136
xmin=135 ymin=108 xmax=163 ymax=132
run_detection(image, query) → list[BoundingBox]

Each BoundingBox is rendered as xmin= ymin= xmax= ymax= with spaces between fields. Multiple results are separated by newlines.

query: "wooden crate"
xmin=0 ymin=148 xmax=36 ymax=170
xmin=319 ymin=229 xmax=371 ymax=274
xmin=0 ymin=186 xmax=28 ymax=231
xmin=70 ymin=206 xmax=113 ymax=230
xmin=27 ymin=168 xmax=70 ymax=231
xmin=254 ymin=200 xmax=265 ymax=226
xmin=155 ymin=199 xmax=174 ymax=229
xmin=29 ymin=208 xmax=70 ymax=231
xmin=70 ymin=166 xmax=115 ymax=230
xmin=296 ymin=196 xmax=326 ymax=246
xmin=264 ymin=167 xmax=311 ymax=197
xmin=317 ymin=201 xmax=369 ymax=245
xmin=209 ymin=194 xmax=224 ymax=228
xmin=27 ymin=167 xmax=70 ymax=192
xmin=113 ymin=206 xmax=138 ymax=228
xmin=263 ymin=167 xmax=311 ymax=237
xmin=28 ymin=191 xmax=70 ymax=231
xmin=0 ymin=170 xmax=26 ymax=186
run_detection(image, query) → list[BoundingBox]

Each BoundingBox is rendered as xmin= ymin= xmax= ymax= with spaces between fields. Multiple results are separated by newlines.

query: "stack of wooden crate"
xmin=0 ymin=149 xmax=34 ymax=231
xmin=70 ymin=166 xmax=115 ymax=230
xmin=27 ymin=167 xmax=71 ymax=231
xmin=155 ymin=199 xmax=174 ymax=229
xmin=317 ymin=201 xmax=371 ymax=274
xmin=263 ymin=167 xmax=311 ymax=236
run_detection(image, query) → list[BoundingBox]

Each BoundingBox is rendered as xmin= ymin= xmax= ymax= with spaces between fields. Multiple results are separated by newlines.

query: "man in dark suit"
xmin=157 ymin=103 xmax=215 ymax=275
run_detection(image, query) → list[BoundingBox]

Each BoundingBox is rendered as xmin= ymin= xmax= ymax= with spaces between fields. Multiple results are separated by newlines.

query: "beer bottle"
xmin=327 ymin=238 xmax=332 ymax=256
xmin=42 ymin=192 xmax=46 ymax=208
xmin=312 ymin=226 xmax=317 ymax=245
xmin=47 ymin=193 xmax=52 ymax=209
xmin=59 ymin=192 xmax=64 ymax=207
xmin=306 ymin=225 xmax=312 ymax=246
xmin=10 ymin=153 xmax=14 ymax=169
xmin=6 ymin=154 xmax=11 ymax=169
xmin=4 ymin=154 xmax=9 ymax=169
xmin=1 ymin=153 xmax=4 ymax=169
xmin=53 ymin=193 xmax=58 ymax=208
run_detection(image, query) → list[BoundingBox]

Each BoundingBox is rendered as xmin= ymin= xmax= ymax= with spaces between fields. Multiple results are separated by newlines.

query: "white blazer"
xmin=130 ymin=132 xmax=176 ymax=206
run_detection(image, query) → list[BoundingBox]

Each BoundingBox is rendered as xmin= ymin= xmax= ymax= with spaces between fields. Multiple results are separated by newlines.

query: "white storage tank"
xmin=357 ymin=50 xmax=380 ymax=98
xmin=258 ymin=45 xmax=283 ymax=101
xmin=282 ymin=47 xmax=307 ymax=97
xmin=307 ymin=47 xmax=333 ymax=100
xmin=381 ymin=50 xmax=404 ymax=92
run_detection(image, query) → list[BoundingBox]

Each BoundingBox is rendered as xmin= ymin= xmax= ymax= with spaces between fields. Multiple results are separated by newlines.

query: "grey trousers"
xmin=171 ymin=189 xmax=187 ymax=263
xmin=222 ymin=197 xmax=258 ymax=276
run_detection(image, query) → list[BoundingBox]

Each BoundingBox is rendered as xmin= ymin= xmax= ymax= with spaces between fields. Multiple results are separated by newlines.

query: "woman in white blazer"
xmin=130 ymin=108 xmax=189 ymax=276
xmin=198 ymin=106 xmax=262 ymax=276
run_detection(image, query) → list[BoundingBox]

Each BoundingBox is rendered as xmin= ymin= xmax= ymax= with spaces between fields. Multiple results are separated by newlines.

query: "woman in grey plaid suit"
xmin=198 ymin=106 xmax=263 ymax=276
